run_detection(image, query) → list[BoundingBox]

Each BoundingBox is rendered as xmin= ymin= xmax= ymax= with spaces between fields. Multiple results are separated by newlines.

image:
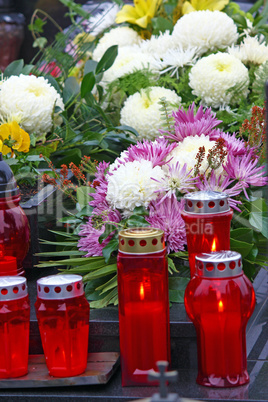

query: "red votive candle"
xmin=35 ymin=274 xmax=90 ymax=377
xmin=117 ymin=228 xmax=170 ymax=386
xmin=0 ymin=276 xmax=30 ymax=378
xmin=184 ymin=251 xmax=255 ymax=388
xmin=181 ymin=191 xmax=233 ymax=277
xmin=0 ymin=153 xmax=30 ymax=276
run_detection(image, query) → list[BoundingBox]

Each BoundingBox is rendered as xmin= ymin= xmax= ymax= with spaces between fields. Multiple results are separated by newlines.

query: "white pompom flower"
xmin=189 ymin=53 xmax=249 ymax=108
xmin=106 ymin=160 xmax=165 ymax=212
xmin=120 ymin=86 xmax=181 ymax=140
xmin=92 ymin=27 xmax=141 ymax=61
xmin=228 ymin=35 xmax=268 ymax=66
xmin=172 ymin=10 xmax=238 ymax=56
xmin=138 ymin=31 xmax=176 ymax=58
xmin=102 ymin=46 xmax=159 ymax=84
xmin=0 ymin=74 xmax=64 ymax=136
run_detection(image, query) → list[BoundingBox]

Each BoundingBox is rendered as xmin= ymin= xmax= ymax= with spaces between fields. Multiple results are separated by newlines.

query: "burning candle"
xmin=35 ymin=274 xmax=89 ymax=377
xmin=184 ymin=251 xmax=255 ymax=387
xmin=117 ymin=228 xmax=170 ymax=386
xmin=0 ymin=276 xmax=30 ymax=378
xmin=181 ymin=190 xmax=233 ymax=277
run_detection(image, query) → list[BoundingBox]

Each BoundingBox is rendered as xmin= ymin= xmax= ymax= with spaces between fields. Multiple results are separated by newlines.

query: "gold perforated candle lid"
xmin=118 ymin=227 xmax=165 ymax=254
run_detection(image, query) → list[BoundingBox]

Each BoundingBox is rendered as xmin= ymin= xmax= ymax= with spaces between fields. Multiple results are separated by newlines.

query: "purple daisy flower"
xmin=90 ymin=161 xmax=110 ymax=209
xmin=210 ymin=131 xmax=248 ymax=156
xmin=162 ymin=102 xmax=223 ymax=142
xmin=224 ymin=151 xmax=267 ymax=198
xmin=153 ymin=161 xmax=197 ymax=201
xmin=146 ymin=194 xmax=186 ymax=253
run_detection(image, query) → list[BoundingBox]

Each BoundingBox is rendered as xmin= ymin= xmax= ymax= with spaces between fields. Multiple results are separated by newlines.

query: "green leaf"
xmin=151 ymin=16 xmax=174 ymax=34
xmin=4 ymin=59 xmax=24 ymax=77
xmin=95 ymin=45 xmax=118 ymax=75
xmin=96 ymin=275 xmax=117 ymax=294
xmin=76 ymin=186 xmax=94 ymax=209
xmin=98 ymin=223 xmax=118 ymax=244
xmin=168 ymin=257 xmax=179 ymax=274
xmin=63 ymin=76 xmax=80 ymax=103
xmin=84 ymin=59 xmax=98 ymax=75
xmin=89 ymin=287 xmax=118 ymax=309
xmin=168 ymin=276 xmax=190 ymax=303
xmin=127 ymin=215 xmax=149 ymax=227
xmin=230 ymin=238 xmax=253 ymax=258
xmin=249 ymin=213 xmax=268 ymax=238
xmin=230 ymin=227 xmax=254 ymax=243
xmin=102 ymin=237 xmax=119 ymax=263
xmin=37 ymin=250 xmax=84 ymax=257
xmin=33 ymin=37 xmax=48 ymax=49
xmin=81 ymin=72 xmax=96 ymax=98
xmin=83 ymin=263 xmax=117 ymax=281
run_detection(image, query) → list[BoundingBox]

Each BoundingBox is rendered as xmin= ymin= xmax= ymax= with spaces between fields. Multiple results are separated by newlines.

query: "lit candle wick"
xmin=140 ymin=283 xmax=145 ymax=300
xmin=218 ymin=300 xmax=224 ymax=312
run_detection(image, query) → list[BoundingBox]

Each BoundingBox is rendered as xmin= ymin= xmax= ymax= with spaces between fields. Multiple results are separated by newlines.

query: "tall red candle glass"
xmin=184 ymin=251 xmax=255 ymax=387
xmin=117 ymin=227 xmax=170 ymax=386
xmin=0 ymin=276 xmax=30 ymax=378
xmin=0 ymin=153 xmax=30 ymax=276
xmin=35 ymin=274 xmax=90 ymax=377
xmin=181 ymin=191 xmax=233 ymax=277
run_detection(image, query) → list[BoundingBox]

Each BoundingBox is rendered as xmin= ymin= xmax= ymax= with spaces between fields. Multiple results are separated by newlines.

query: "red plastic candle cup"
xmin=0 ymin=153 xmax=30 ymax=276
xmin=0 ymin=276 xmax=30 ymax=378
xmin=181 ymin=191 xmax=233 ymax=277
xmin=117 ymin=227 xmax=171 ymax=386
xmin=35 ymin=274 xmax=90 ymax=377
xmin=184 ymin=251 xmax=255 ymax=388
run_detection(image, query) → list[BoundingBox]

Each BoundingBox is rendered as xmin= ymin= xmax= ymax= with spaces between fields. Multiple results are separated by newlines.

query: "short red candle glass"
xmin=181 ymin=191 xmax=233 ymax=277
xmin=35 ymin=274 xmax=90 ymax=377
xmin=0 ymin=276 xmax=30 ymax=378
xmin=184 ymin=251 xmax=255 ymax=388
xmin=0 ymin=153 xmax=30 ymax=276
xmin=117 ymin=227 xmax=171 ymax=386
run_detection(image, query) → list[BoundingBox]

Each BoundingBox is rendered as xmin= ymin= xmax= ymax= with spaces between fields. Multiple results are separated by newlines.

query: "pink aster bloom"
xmin=153 ymin=161 xmax=197 ymax=201
xmin=78 ymin=208 xmax=121 ymax=257
xmin=224 ymin=152 xmax=267 ymax=198
xmin=146 ymin=195 xmax=186 ymax=253
xmin=196 ymin=170 xmax=244 ymax=211
xmin=161 ymin=103 xmax=223 ymax=142
xmin=210 ymin=131 xmax=248 ymax=156
xmin=90 ymin=161 xmax=110 ymax=209
xmin=116 ymin=138 xmax=177 ymax=168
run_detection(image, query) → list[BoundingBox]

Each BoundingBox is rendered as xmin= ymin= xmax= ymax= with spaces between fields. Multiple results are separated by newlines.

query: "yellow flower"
xmin=116 ymin=0 xmax=162 ymax=28
xmin=0 ymin=122 xmax=30 ymax=155
xmin=182 ymin=0 xmax=229 ymax=14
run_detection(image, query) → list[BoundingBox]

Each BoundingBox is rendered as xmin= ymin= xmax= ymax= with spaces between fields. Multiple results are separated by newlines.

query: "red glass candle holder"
xmin=0 ymin=153 xmax=30 ymax=275
xmin=181 ymin=191 xmax=233 ymax=277
xmin=35 ymin=274 xmax=90 ymax=377
xmin=117 ymin=228 xmax=171 ymax=386
xmin=0 ymin=276 xmax=30 ymax=378
xmin=184 ymin=251 xmax=255 ymax=387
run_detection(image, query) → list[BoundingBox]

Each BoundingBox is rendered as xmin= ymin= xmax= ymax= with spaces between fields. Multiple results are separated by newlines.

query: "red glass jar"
xmin=0 ymin=153 xmax=30 ymax=275
xmin=184 ymin=251 xmax=255 ymax=387
xmin=181 ymin=191 xmax=233 ymax=277
xmin=0 ymin=276 xmax=30 ymax=378
xmin=117 ymin=228 xmax=170 ymax=386
xmin=35 ymin=274 xmax=90 ymax=377
xmin=0 ymin=0 xmax=25 ymax=71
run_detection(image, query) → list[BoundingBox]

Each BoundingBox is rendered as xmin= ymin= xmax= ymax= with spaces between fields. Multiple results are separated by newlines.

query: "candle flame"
xmin=218 ymin=300 xmax=224 ymax=312
xmin=139 ymin=283 xmax=145 ymax=300
xmin=211 ymin=238 xmax=217 ymax=252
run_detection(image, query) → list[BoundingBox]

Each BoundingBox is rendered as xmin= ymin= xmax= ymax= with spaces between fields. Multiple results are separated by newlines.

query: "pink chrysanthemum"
xmin=196 ymin=170 xmax=244 ymax=210
xmin=146 ymin=195 xmax=186 ymax=253
xmin=162 ymin=103 xmax=223 ymax=142
xmin=210 ymin=131 xmax=247 ymax=156
xmin=223 ymin=151 xmax=268 ymax=198
xmin=78 ymin=208 xmax=121 ymax=257
xmin=90 ymin=161 xmax=110 ymax=210
xmin=153 ymin=161 xmax=197 ymax=201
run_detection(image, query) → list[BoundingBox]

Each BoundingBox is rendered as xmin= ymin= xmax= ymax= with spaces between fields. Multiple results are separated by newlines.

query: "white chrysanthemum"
xmin=0 ymin=74 xmax=64 ymax=135
xmin=102 ymin=46 xmax=159 ymax=84
xmin=92 ymin=27 xmax=141 ymax=61
xmin=138 ymin=31 xmax=176 ymax=58
xmin=106 ymin=160 xmax=164 ymax=211
xmin=172 ymin=10 xmax=238 ymax=55
xmin=228 ymin=35 xmax=268 ymax=65
xmin=167 ymin=134 xmax=224 ymax=175
xmin=189 ymin=53 xmax=249 ymax=108
xmin=120 ymin=86 xmax=181 ymax=140
xmin=82 ymin=3 xmax=120 ymax=36
xmin=157 ymin=46 xmax=198 ymax=77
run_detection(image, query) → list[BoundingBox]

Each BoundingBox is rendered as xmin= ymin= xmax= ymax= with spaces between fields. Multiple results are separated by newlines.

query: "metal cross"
xmin=148 ymin=361 xmax=178 ymax=400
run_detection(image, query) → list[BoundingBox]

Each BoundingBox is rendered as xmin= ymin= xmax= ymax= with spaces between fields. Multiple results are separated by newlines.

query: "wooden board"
xmin=0 ymin=352 xmax=120 ymax=389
